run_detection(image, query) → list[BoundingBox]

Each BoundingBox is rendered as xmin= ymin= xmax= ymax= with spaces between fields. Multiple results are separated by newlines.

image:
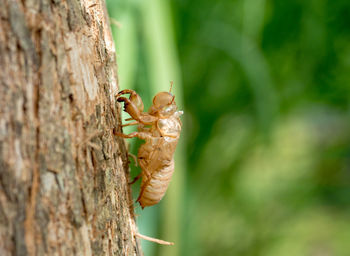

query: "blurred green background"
xmin=107 ymin=0 xmax=350 ymax=255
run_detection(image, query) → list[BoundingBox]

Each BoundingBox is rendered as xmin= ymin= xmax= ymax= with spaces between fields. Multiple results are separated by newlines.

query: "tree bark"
xmin=0 ymin=0 xmax=142 ymax=255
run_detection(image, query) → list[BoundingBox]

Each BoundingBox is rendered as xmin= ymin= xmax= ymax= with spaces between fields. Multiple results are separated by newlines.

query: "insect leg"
xmin=117 ymin=97 xmax=158 ymax=125
xmin=114 ymin=131 xmax=153 ymax=140
xmin=129 ymin=173 xmax=142 ymax=184
xmin=117 ymin=97 xmax=142 ymax=121
xmin=116 ymin=89 xmax=138 ymax=97
xmin=158 ymin=129 xmax=178 ymax=139
xmin=125 ymin=153 xmax=138 ymax=168
xmin=122 ymin=121 xmax=139 ymax=127
xmin=116 ymin=89 xmax=145 ymax=112
xmin=136 ymin=184 xmax=147 ymax=206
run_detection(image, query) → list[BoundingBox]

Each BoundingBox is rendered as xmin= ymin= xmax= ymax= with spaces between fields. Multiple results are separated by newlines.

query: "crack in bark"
xmin=23 ymin=5 xmax=42 ymax=255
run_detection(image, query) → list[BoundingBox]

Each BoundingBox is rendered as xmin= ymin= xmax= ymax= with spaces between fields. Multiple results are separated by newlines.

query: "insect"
xmin=115 ymin=85 xmax=183 ymax=209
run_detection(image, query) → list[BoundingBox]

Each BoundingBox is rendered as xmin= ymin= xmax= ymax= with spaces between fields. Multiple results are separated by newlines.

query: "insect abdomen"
xmin=138 ymin=160 xmax=174 ymax=208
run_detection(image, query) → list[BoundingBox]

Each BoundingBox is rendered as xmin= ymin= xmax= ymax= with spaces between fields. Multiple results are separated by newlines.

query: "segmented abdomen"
xmin=137 ymin=159 xmax=174 ymax=208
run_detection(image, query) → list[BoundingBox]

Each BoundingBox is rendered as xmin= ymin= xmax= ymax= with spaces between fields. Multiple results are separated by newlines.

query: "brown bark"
xmin=0 ymin=0 xmax=142 ymax=255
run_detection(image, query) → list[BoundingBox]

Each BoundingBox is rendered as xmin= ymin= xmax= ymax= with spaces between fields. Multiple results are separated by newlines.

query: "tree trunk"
xmin=0 ymin=0 xmax=142 ymax=255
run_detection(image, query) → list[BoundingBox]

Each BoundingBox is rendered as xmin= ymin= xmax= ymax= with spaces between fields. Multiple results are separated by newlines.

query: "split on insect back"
xmin=115 ymin=82 xmax=183 ymax=245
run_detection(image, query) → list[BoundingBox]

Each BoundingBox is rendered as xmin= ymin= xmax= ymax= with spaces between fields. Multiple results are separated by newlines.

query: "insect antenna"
xmin=169 ymin=81 xmax=173 ymax=93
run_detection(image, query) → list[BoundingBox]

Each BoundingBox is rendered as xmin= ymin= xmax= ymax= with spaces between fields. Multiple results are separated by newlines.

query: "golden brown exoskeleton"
xmin=115 ymin=86 xmax=183 ymax=209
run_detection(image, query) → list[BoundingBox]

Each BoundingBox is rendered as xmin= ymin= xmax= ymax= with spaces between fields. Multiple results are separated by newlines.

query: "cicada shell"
xmin=115 ymin=87 xmax=183 ymax=208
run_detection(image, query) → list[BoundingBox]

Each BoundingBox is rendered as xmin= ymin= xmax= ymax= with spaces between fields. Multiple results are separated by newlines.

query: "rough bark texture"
xmin=0 ymin=0 xmax=142 ymax=255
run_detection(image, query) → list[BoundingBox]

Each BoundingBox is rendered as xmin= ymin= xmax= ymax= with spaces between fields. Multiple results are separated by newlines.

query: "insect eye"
xmin=153 ymin=92 xmax=174 ymax=108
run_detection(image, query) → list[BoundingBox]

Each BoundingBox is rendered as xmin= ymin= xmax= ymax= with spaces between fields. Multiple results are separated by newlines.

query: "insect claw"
xmin=129 ymin=173 xmax=141 ymax=184
xmin=134 ymin=199 xmax=144 ymax=210
xmin=129 ymin=179 xmax=137 ymax=185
